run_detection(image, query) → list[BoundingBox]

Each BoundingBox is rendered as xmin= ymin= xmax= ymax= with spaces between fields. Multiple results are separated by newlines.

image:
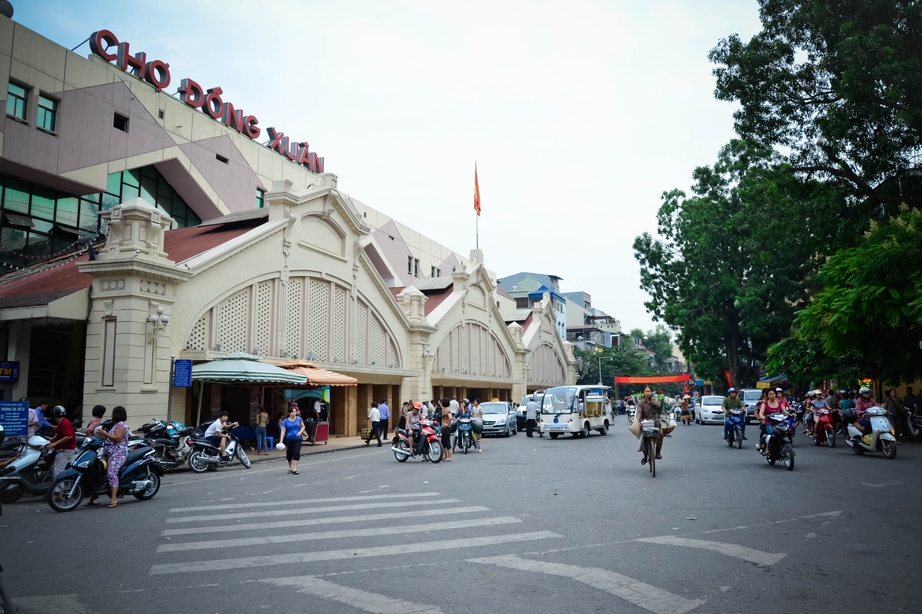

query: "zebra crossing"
xmin=147 ymin=491 xmax=790 ymax=613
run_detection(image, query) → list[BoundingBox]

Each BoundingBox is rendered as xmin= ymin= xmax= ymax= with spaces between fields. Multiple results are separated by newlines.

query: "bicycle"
xmin=641 ymin=420 xmax=660 ymax=478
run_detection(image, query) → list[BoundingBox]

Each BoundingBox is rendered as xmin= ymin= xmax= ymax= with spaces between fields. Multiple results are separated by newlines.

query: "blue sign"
xmin=696 ymin=379 xmax=704 ymax=387
xmin=0 ymin=401 xmax=29 ymax=436
xmin=173 ymin=359 xmax=193 ymax=388
xmin=0 ymin=361 xmax=20 ymax=383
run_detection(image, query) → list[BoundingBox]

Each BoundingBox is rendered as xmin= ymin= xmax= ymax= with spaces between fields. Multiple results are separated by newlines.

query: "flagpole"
xmin=475 ymin=161 xmax=479 ymax=249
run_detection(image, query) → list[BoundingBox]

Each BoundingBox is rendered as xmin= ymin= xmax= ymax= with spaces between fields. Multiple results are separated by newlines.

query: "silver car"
xmin=480 ymin=402 xmax=517 ymax=437
xmin=696 ymin=395 xmax=726 ymax=425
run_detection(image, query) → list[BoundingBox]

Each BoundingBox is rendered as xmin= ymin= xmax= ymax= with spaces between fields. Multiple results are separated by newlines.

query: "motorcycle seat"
xmin=150 ymin=438 xmax=176 ymax=446
xmin=123 ymin=448 xmax=150 ymax=467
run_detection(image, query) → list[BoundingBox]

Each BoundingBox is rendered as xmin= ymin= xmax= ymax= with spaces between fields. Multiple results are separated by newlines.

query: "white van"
xmin=537 ymin=385 xmax=613 ymax=438
xmin=738 ymin=389 xmax=762 ymax=424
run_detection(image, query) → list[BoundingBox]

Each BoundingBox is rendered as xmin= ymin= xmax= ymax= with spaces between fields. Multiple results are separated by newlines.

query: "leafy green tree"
xmin=710 ymin=0 xmax=922 ymax=214
xmin=642 ymin=325 xmax=675 ymax=373
xmin=634 ymin=140 xmax=840 ymax=387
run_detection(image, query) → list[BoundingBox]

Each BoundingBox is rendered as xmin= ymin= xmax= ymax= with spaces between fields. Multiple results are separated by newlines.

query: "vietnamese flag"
xmin=474 ymin=164 xmax=481 ymax=216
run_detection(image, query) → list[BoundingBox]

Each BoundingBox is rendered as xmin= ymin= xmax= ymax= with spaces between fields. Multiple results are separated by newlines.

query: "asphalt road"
xmin=2 ymin=419 xmax=921 ymax=614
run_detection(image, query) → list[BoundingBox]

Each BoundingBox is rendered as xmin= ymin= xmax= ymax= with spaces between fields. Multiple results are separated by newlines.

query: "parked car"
xmin=480 ymin=402 xmax=517 ymax=437
xmin=738 ymin=389 xmax=762 ymax=424
xmin=696 ymin=395 xmax=726 ymax=424
xmin=516 ymin=391 xmax=544 ymax=431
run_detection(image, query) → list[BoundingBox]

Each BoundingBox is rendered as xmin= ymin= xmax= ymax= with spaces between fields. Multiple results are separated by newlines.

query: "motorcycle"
xmin=760 ymin=413 xmax=795 ymax=470
xmin=46 ymin=440 xmax=163 ymax=512
xmin=187 ymin=428 xmax=252 ymax=473
xmin=844 ymin=407 xmax=897 ymax=459
xmin=904 ymin=411 xmax=922 ymax=440
xmin=393 ymin=419 xmax=443 ymax=462
xmin=139 ymin=420 xmax=195 ymax=471
xmin=454 ymin=418 xmax=474 ymax=454
xmin=0 ymin=435 xmax=55 ymax=504
xmin=812 ymin=408 xmax=836 ymax=447
xmin=724 ymin=408 xmax=746 ymax=449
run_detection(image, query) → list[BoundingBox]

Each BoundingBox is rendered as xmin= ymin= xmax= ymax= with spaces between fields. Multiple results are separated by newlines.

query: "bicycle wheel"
xmin=648 ymin=438 xmax=656 ymax=478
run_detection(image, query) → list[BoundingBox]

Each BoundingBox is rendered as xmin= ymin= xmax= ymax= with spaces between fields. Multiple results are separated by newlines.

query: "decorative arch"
xmin=299 ymin=212 xmax=347 ymax=258
xmin=432 ymin=321 xmax=512 ymax=379
xmin=531 ymin=342 xmax=567 ymax=386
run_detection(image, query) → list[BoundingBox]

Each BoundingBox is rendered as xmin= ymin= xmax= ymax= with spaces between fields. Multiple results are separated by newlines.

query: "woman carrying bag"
xmin=279 ymin=406 xmax=306 ymax=475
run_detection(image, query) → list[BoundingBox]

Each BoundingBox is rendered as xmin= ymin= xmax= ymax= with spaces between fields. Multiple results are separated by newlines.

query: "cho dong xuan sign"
xmin=89 ymin=30 xmax=325 ymax=173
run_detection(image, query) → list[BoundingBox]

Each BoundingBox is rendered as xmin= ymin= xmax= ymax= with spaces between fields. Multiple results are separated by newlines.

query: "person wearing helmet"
xmin=722 ymin=388 xmax=747 ymax=441
xmin=850 ymin=387 xmax=878 ymax=436
xmin=46 ymin=406 xmax=76 ymax=478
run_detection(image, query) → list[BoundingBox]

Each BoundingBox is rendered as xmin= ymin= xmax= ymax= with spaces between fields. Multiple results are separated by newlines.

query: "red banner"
xmin=724 ymin=370 xmax=734 ymax=388
xmin=613 ymin=374 xmax=692 ymax=384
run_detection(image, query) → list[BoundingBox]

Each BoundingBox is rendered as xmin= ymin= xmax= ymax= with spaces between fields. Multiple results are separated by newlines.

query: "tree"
xmin=633 ymin=140 xmax=841 ymax=386
xmin=710 ymin=0 xmax=922 ymax=214
xmin=642 ymin=325 xmax=674 ymax=373
xmin=791 ymin=205 xmax=922 ymax=383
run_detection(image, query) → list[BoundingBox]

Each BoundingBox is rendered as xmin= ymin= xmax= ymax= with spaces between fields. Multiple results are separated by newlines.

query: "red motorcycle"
xmin=392 ymin=419 xmax=443 ymax=463
xmin=812 ymin=408 xmax=836 ymax=447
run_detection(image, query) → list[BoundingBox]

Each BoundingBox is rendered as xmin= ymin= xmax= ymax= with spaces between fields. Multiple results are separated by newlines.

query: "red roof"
xmin=388 ymin=286 xmax=453 ymax=316
xmin=0 ymin=224 xmax=254 ymax=309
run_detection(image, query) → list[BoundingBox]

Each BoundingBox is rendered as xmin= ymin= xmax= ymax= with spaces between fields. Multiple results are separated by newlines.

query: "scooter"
xmin=141 ymin=421 xmax=195 ymax=471
xmin=0 ymin=435 xmax=54 ymax=503
xmin=46 ymin=440 xmax=163 ymax=512
xmin=454 ymin=418 xmax=474 ymax=454
xmin=904 ymin=411 xmax=922 ymax=440
xmin=724 ymin=408 xmax=746 ymax=449
xmin=760 ymin=414 xmax=795 ymax=470
xmin=187 ymin=428 xmax=251 ymax=473
xmin=812 ymin=408 xmax=836 ymax=447
xmin=844 ymin=408 xmax=897 ymax=459
xmin=392 ymin=419 xmax=443 ymax=463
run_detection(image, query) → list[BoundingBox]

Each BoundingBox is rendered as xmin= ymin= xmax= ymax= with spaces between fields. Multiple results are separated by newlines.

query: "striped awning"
xmin=276 ymin=360 xmax=358 ymax=386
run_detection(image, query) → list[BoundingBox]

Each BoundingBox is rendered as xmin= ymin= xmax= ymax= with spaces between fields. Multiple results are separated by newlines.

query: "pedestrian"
xmin=279 ymin=406 xmax=306 ymax=474
xmin=471 ymin=399 xmax=484 ymax=452
xmin=366 ymin=402 xmax=382 ymax=447
xmin=32 ymin=401 xmax=52 ymax=434
xmin=26 ymin=403 xmax=38 ymax=437
xmin=254 ymin=405 xmax=269 ymax=455
xmin=378 ymin=399 xmax=390 ymax=439
xmin=680 ymin=395 xmax=692 ymax=425
xmin=84 ymin=405 xmax=106 ymax=437
xmin=525 ymin=397 xmax=538 ymax=437
xmin=903 ymin=387 xmax=918 ymax=416
xmin=440 ymin=398 xmax=453 ymax=461
xmin=46 ymin=406 xmax=76 ymax=478
xmin=94 ymin=405 xmax=129 ymax=508
xmin=882 ymin=389 xmax=906 ymax=439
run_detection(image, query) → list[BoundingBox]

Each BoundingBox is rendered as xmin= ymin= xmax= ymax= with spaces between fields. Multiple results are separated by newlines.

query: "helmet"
xmin=728 ymin=387 xmax=737 ymax=393
xmin=50 ymin=405 xmax=66 ymax=418
xmin=859 ymin=387 xmax=871 ymax=395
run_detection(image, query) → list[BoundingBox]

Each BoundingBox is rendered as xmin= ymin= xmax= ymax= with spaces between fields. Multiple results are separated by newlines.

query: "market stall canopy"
xmin=275 ymin=360 xmax=358 ymax=386
xmin=191 ymin=353 xmax=308 ymax=385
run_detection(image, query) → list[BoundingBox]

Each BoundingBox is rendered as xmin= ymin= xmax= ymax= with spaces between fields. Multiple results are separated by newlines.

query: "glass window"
xmin=2 ymin=182 xmax=29 ymax=214
xmin=30 ymin=186 xmax=55 ymax=221
xmin=55 ymin=197 xmax=79 ymax=227
xmin=256 ymin=189 xmax=264 ymax=209
xmin=6 ymin=83 xmax=27 ymax=120
xmin=36 ymin=95 xmax=57 ymax=132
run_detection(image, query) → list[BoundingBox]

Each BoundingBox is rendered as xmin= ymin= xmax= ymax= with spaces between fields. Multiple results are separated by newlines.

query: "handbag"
xmin=472 ymin=419 xmax=483 ymax=434
xmin=629 ymin=418 xmax=642 ymax=439
xmin=360 ymin=427 xmax=374 ymax=439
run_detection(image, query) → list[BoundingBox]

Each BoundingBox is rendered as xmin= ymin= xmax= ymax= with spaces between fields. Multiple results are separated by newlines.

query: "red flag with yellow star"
xmin=474 ymin=164 xmax=481 ymax=216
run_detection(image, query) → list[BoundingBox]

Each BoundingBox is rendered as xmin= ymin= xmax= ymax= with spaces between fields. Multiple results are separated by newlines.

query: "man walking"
xmin=525 ymin=397 xmax=539 ymax=437
xmin=366 ymin=401 xmax=382 ymax=447
xmin=378 ymin=399 xmax=390 ymax=439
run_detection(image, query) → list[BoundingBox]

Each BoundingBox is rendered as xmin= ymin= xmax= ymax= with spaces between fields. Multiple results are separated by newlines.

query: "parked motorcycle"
xmin=724 ymin=408 xmax=745 ymax=449
xmin=0 ymin=435 xmax=54 ymax=503
xmin=844 ymin=407 xmax=897 ymax=459
xmin=812 ymin=408 xmax=836 ymax=447
xmin=902 ymin=411 xmax=922 ymax=440
xmin=760 ymin=413 xmax=795 ymax=470
xmin=393 ymin=419 xmax=443 ymax=462
xmin=187 ymin=428 xmax=251 ymax=473
xmin=46 ymin=440 xmax=163 ymax=512
xmin=139 ymin=420 xmax=195 ymax=471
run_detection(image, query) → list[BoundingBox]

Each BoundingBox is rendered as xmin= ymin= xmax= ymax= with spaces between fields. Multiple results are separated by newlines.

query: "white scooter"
xmin=844 ymin=407 xmax=897 ymax=459
xmin=0 ymin=435 xmax=53 ymax=503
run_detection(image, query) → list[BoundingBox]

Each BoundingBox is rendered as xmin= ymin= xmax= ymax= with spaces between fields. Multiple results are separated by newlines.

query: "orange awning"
xmin=275 ymin=360 xmax=358 ymax=386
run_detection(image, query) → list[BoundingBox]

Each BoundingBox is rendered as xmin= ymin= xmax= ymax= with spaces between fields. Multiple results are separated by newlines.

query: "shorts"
xmin=205 ymin=435 xmax=223 ymax=447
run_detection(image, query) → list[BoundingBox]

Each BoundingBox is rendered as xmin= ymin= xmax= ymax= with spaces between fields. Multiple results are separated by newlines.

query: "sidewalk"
xmin=246 ymin=436 xmax=382 ymax=463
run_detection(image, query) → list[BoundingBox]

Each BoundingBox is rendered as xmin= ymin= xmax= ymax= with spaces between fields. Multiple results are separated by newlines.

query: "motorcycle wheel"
xmin=826 ymin=427 xmax=835 ymax=448
xmin=238 ymin=447 xmax=251 ymax=469
xmin=133 ymin=471 xmax=161 ymax=500
xmin=782 ymin=443 xmax=795 ymax=470
xmin=734 ymin=430 xmax=742 ymax=449
xmin=549 ymin=432 xmax=560 ymax=439
xmin=189 ymin=451 xmax=211 ymax=473
xmin=0 ymin=482 xmax=24 ymax=505
xmin=394 ymin=440 xmax=410 ymax=462
xmin=853 ymin=444 xmax=865 ymax=455
xmin=463 ymin=435 xmax=469 ymax=454
xmin=427 ymin=441 xmax=443 ymax=463
xmin=47 ymin=478 xmax=83 ymax=513
xmin=881 ymin=440 xmax=897 ymax=459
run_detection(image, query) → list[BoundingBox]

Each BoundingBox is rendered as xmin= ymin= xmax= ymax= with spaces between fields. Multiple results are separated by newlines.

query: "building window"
xmin=255 ymin=189 xmax=265 ymax=209
xmin=6 ymin=82 xmax=28 ymax=121
xmin=431 ymin=266 xmax=440 ymax=278
xmin=414 ymin=258 xmax=420 ymax=277
xmin=113 ymin=113 xmax=129 ymax=133
xmin=36 ymin=95 xmax=57 ymax=132
xmin=408 ymin=256 xmax=413 ymax=275
xmin=215 ymin=154 xmax=229 ymax=164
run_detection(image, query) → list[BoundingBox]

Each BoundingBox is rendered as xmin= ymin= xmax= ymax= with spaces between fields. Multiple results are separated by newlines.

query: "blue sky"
xmin=11 ymin=0 xmax=761 ymax=335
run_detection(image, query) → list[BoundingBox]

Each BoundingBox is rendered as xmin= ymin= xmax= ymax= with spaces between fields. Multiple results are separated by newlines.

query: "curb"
xmin=246 ymin=443 xmax=375 ymax=463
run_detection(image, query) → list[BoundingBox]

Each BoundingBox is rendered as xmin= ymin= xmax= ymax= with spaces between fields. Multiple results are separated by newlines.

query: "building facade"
xmin=0 ymin=17 xmax=575 ymax=434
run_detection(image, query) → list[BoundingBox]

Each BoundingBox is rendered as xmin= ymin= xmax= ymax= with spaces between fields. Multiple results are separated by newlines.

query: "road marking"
xmin=861 ymin=481 xmax=902 ymax=488
xmin=157 ymin=516 xmax=521 ymax=552
xmin=14 ymin=594 xmax=100 ymax=614
xmin=468 ymin=555 xmax=703 ymax=614
xmin=165 ymin=498 xmax=461 ymax=524
xmin=162 ymin=505 xmax=490 ymax=537
xmin=701 ymin=510 xmax=843 ymax=534
xmin=149 ymin=531 xmax=560 ymax=575
xmin=263 ymin=576 xmax=442 ymax=614
xmin=635 ymin=536 xmax=785 ymax=566
xmin=168 ymin=492 xmax=441 ymax=513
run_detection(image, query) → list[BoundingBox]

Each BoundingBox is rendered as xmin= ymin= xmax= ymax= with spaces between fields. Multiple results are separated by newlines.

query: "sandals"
xmin=641 ymin=457 xmax=648 ymax=465
xmin=291 ymin=470 xmax=299 ymax=475
xmin=107 ymin=501 xmax=119 ymax=509
xmin=287 ymin=469 xmax=293 ymax=474
xmin=656 ymin=455 xmax=662 ymax=460
xmin=84 ymin=500 xmax=100 ymax=507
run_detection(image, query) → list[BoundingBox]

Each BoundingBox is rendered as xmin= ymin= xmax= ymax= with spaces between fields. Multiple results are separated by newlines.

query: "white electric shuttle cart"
xmin=538 ymin=385 xmax=613 ymax=439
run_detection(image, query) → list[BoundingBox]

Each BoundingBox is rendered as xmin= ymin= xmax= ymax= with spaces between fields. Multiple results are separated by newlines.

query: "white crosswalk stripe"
xmin=168 ymin=492 xmax=441 ymax=513
xmin=165 ymin=497 xmax=461 ymax=523
xmin=263 ymin=576 xmax=443 ymax=614
xmin=634 ymin=536 xmax=786 ymax=566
